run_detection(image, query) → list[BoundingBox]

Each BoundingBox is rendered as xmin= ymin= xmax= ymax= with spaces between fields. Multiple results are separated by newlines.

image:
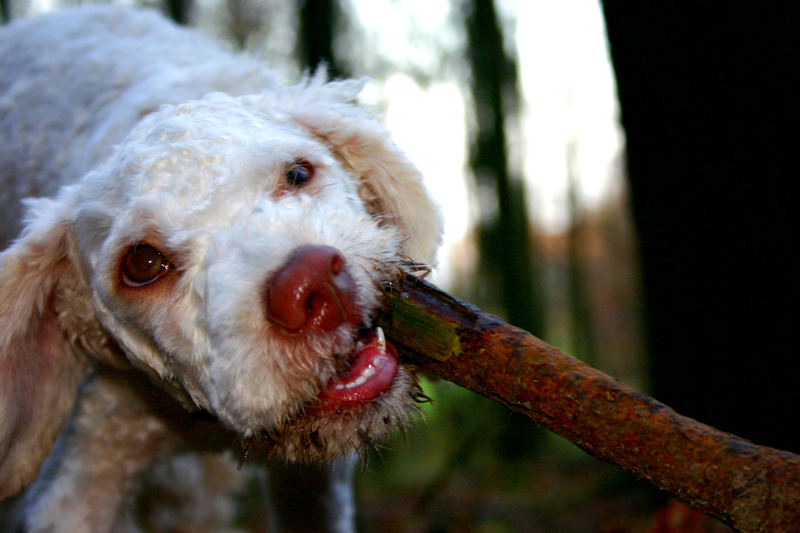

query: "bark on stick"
xmin=377 ymin=274 xmax=800 ymax=532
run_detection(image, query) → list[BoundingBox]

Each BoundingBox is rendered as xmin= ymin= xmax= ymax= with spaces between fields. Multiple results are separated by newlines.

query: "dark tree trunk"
xmin=299 ymin=0 xmax=345 ymax=78
xmin=463 ymin=0 xmax=544 ymax=336
xmin=602 ymin=2 xmax=800 ymax=451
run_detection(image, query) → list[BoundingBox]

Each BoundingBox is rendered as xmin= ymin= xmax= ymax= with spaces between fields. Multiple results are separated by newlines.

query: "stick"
xmin=376 ymin=274 xmax=800 ymax=532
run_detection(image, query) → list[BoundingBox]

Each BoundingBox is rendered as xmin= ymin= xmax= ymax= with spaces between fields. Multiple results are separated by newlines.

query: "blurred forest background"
xmin=2 ymin=1 xmax=799 ymax=531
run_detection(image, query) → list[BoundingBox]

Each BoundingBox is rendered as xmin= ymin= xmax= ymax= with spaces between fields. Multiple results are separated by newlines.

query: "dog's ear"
xmin=286 ymin=76 xmax=444 ymax=266
xmin=0 ymin=196 xmax=94 ymax=498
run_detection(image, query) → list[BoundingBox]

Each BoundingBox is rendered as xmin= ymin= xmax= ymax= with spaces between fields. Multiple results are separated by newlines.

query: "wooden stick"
xmin=377 ymin=274 xmax=800 ymax=532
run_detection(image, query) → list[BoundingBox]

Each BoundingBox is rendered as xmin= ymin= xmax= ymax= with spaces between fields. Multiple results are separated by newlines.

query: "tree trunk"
xmin=462 ymin=0 xmax=544 ymax=335
xmin=566 ymin=139 xmax=597 ymax=365
xmin=298 ymin=0 xmax=345 ymax=78
xmin=601 ymin=1 xmax=800 ymax=453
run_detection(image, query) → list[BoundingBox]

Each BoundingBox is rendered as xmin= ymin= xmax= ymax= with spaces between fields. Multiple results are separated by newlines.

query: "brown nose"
xmin=265 ymin=245 xmax=358 ymax=334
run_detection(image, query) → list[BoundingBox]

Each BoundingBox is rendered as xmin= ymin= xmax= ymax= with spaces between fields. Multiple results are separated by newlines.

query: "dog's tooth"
xmin=376 ymin=326 xmax=386 ymax=352
xmin=331 ymin=353 xmax=394 ymax=390
xmin=332 ymin=360 xmax=378 ymax=390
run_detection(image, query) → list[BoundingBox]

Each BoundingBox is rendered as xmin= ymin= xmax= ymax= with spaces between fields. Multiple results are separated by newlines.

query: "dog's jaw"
xmin=240 ymin=321 xmax=421 ymax=462
xmin=251 ymin=362 xmax=419 ymax=463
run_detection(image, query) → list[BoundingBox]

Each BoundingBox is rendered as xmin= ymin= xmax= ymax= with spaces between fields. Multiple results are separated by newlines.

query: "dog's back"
xmin=0 ymin=6 xmax=274 ymax=246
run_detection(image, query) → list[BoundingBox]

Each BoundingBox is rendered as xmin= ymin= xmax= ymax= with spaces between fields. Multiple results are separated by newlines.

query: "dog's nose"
xmin=265 ymin=245 xmax=358 ymax=334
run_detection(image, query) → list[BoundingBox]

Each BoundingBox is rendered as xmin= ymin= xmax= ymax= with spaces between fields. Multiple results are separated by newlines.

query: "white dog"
xmin=0 ymin=6 xmax=441 ymax=532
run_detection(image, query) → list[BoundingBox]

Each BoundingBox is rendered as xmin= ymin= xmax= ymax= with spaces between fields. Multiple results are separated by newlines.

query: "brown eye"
xmin=286 ymin=160 xmax=314 ymax=188
xmin=122 ymin=244 xmax=170 ymax=287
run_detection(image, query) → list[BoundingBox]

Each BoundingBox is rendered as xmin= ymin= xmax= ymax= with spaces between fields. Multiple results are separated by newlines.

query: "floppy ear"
xmin=0 ymin=197 xmax=95 ymax=498
xmin=286 ymin=76 xmax=444 ymax=266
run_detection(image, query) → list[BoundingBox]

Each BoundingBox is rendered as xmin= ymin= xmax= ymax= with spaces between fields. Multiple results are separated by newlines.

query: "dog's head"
xmin=0 ymin=75 xmax=442 ymax=496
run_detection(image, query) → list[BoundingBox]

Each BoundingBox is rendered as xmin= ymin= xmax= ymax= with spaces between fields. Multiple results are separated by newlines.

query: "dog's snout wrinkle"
xmin=265 ymin=245 xmax=358 ymax=334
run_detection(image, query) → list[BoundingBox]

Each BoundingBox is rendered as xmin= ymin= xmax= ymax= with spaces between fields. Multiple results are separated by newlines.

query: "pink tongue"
xmin=320 ymin=334 xmax=398 ymax=405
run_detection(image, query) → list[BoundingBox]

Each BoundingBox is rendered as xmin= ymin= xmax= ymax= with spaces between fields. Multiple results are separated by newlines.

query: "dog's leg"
xmin=21 ymin=372 xmax=175 ymax=533
xmin=266 ymin=454 xmax=357 ymax=533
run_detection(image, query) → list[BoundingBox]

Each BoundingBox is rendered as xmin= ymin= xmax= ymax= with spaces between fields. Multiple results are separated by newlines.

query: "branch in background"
xmin=377 ymin=274 xmax=800 ymax=532
xmin=299 ymin=0 xmax=345 ymax=79
xmin=163 ymin=0 xmax=191 ymax=25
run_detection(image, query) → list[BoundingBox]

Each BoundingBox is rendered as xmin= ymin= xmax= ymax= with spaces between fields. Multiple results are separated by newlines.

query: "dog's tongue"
xmin=320 ymin=327 xmax=398 ymax=405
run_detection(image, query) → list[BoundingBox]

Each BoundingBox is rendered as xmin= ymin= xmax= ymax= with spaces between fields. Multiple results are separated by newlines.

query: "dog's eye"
xmin=286 ymin=160 xmax=314 ymax=188
xmin=121 ymin=244 xmax=170 ymax=287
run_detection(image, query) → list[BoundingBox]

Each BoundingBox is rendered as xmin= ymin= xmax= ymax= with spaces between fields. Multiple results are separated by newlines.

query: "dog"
xmin=0 ymin=6 xmax=442 ymax=532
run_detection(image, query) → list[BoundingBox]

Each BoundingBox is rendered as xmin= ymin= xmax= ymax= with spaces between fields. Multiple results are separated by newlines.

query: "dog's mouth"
xmin=318 ymin=326 xmax=398 ymax=408
xmin=237 ymin=324 xmax=425 ymax=463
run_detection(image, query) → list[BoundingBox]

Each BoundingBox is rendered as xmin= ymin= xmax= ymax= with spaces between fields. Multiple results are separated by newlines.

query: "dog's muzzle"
xmin=265 ymin=245 xmax=399 ymax=407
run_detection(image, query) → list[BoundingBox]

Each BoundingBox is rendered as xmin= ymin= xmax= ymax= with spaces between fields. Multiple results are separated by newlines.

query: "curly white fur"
xmin=0 ymin=6 xmax=442 ymax=532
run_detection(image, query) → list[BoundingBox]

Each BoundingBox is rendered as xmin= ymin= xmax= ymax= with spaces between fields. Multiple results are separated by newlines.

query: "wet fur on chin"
xmin=244 ymin=365 xmax=422 ymax=463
